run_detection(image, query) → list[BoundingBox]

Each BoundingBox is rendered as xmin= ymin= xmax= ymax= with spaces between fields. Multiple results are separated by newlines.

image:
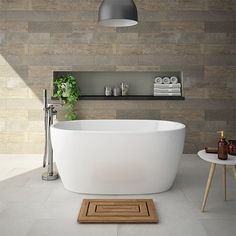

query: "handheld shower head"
xmin=43 ymin=89 xmax=47 ymax=110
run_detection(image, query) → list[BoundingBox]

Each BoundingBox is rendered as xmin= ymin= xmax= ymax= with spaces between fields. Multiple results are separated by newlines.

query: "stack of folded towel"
xmin=153 ymin=76 xmax=181 ymax=96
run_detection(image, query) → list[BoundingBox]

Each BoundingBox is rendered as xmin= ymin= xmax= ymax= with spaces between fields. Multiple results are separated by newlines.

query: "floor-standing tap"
xmin=42 ymin=89 xmax=63 ymax=181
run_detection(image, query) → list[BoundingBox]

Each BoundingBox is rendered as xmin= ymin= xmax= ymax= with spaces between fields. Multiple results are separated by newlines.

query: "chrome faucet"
xmin=42 ymin=89 xmax=63 ymax=181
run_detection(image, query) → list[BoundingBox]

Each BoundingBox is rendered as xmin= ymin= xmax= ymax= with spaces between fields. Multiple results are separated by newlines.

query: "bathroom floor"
xmin=0 ymin=155 xmax=235 ymax=236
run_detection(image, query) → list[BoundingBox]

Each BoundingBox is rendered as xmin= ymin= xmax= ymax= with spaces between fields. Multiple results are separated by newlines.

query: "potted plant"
xmin=53 ymin=74 xmax=80 ymax=120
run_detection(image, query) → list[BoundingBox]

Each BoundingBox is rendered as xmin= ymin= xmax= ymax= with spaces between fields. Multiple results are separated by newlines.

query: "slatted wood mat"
xmin=77 ymin=199 xmax=158 ymax=224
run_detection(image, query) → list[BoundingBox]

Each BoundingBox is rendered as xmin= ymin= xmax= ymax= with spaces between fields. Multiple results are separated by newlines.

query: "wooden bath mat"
xmin=77 ymin=199 xmax=158 ymax=224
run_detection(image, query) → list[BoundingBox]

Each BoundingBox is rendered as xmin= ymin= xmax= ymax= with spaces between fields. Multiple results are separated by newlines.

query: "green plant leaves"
xmin=54 ymin=74 xmax=80 ymax=120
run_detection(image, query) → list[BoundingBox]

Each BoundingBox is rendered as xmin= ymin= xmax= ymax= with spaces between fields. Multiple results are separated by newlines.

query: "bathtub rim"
xmin=51 ymin=119 xmax=186 ymax=134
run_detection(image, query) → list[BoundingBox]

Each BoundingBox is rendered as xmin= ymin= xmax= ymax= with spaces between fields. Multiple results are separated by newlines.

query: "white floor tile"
xmin=200 ymin=218 xmax=236 ymax=236
xmin=46 ymin=185 xmax=84 ymax=203
xmin=117 ymin=218 xmax=208 ymax=236
xmin=0 ymin=218 xmax=34 ymax=236
xmin=26 ymin=219 xmax=118 ymax=236
xmin=1 ymin=202 xmax=49 ymax=220
xmin=0 ymin=186 xmax=53 ymax=203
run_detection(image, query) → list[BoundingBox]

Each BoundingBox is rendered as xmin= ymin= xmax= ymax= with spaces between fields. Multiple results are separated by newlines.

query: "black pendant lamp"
xmin=98 ymin=0 xmax=138 ymax=27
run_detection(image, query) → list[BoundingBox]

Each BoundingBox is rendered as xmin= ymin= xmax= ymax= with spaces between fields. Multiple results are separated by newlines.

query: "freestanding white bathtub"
xmin=51 ymin=120 xmax=185 ymax=194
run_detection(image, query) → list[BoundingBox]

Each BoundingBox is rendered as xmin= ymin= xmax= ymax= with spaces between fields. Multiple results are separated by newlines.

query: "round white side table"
xmin=198 ymin=150 xmax=236 ymax=212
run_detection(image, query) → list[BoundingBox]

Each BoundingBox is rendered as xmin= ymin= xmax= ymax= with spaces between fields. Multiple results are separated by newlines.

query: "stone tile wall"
xmin=0 ymin=0 xmax=235 ymax=153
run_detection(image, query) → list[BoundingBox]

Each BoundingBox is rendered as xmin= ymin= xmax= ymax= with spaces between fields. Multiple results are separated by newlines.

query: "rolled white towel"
xmin=154 ymin=83 xmax=181 ymax=88
xmin=170 ymin=76 xmax=178 ymax=84
xmin=154 ymin=92 xmax=181 ymax=96
xmin=154 ymin=88 xmax=181 ymax=93
xmin=162 ymin=77 xmax=170 ymax=84
xmin=154 ymin=77 xmax=162 ymax=84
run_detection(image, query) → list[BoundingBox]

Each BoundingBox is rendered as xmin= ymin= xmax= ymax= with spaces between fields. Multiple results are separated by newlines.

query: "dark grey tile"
xmin=117 ymin=22 xmax=160 ymax=33
xmin=204 ymin=33 xmax=236 ymax=44
xmin=95 ymin=55 xmax=139 ymax=66
xmin=5 ymin=32 xmax=28 ymax=43
xmin=0 ymin=10 xmax=51 ymax=21
xmin=28 ymin=22 xmax=72 ymax=33
xmin=116 ymin=110 xmax=160 ymax=120
xmin=49 ymin=55 xmax=95 ymax=66
xmin=204 ymin=55 xmax=236 ymax=66
xmin=0 ymin=32 xmax=5 ymax=44
xmin=207 ymin=0 xmax=236 ymax=10
xmin=205 ymin=21 xmax=236 ymax=33
xmin=166 ymin=10 xmax=236 ymax=22
xmin=178 ymin=0 xmax=207 ymax=10
xmin=205 ymin=109 xmax=236 ymax=121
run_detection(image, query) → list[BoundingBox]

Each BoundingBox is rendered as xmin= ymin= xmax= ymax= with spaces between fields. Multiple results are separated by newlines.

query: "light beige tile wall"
xmin=0 ymin=0 xmax=235 ymax=153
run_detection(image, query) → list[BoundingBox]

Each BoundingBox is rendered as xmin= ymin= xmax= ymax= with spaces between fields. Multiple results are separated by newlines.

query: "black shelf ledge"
xmin=79 ymin=95 xmax=185 ymax=100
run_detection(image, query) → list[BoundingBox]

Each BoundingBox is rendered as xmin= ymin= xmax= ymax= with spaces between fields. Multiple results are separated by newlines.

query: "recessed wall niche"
xmin=53 ymin=71 xmax=184 ymax=100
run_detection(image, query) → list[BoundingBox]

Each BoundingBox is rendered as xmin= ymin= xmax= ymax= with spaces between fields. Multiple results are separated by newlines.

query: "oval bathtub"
xmin=51 ymin=120 xmax=185 ymax=194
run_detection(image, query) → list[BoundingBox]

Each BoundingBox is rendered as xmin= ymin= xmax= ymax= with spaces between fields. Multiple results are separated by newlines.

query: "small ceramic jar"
xmin=113 ymin=87 xmax=121 ymax=96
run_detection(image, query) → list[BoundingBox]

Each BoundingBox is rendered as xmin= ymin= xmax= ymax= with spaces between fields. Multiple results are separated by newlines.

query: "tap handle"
xmin=43 ymin=89 xmax=47 ymax=110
